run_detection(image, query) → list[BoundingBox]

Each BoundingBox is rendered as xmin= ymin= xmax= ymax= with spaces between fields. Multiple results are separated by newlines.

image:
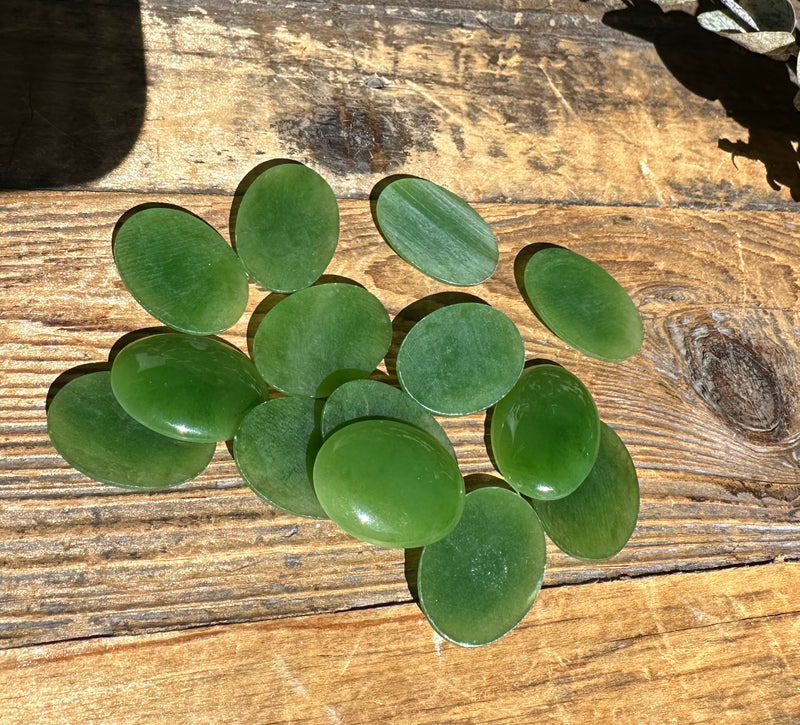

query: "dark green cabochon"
xmin=234 ymin=396 xmax=327 ymax=519
xmin=490 ymin=364 xmax=600 ymax=500
xmin=111 ymin=333 xmax=268 ymax=443
xmin=48 ymin=371 xmax=215 ymax=489
xmin=397 ymin=303 xmax=524 ymax=416
xmin=234 ymin=163 xmax=339 ymax=292
xmin=418 ymin=486 xmax=546 ymax=647
xmin=321 ymin=379 xmax=455 ymax=458
xmin=252 ymin=283 xmax=392 ymax=398
xmin=523 ymin=247 xmax=643 ymax=362
xmin=313 ymin=419 xmax=465 ymax=549
xmin=374 ymin=177 xmax=499 ymax=286
xmin=114 ymin=206 xmax=249 ymax=335
xmin=532 ymin=422 xmax=639 ymax=560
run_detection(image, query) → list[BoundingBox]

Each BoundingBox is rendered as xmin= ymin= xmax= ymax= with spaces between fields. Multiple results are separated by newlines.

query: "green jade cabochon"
xmin=114 ymin=206 xmax=249 ymax=335
xmin=490 ymin=364 xmax=600 ymax=499
xmin=374 ymin=177 xmax=499 ymax=286
xmin=252 ymin=283 xmax=392 ymax=398
xmin=111 ymin=333 xmax=268 ymax=443
xmin=234 ymin=163 xmax=340 ymax=292
xmin=313 ymin=419 xmax=465 ymax=548
xmin=47 ymin=371 xmax=215 ymax=489
xmin=417 ymin=486 xmax=547 ymax=647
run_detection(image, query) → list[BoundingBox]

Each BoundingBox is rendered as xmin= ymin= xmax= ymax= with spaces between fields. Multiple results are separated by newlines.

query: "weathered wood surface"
xmin=2 ymin=191 xmax=799 ymax=649
xmin=1 ymin=563 xmax=797 ymax=724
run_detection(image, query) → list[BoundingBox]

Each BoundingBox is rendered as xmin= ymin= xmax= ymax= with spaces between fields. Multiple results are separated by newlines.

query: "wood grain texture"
xmin=1 ymin=563 xmax=798 ymax=724
xmin=2 ymin=190 xmax=799 ymax=648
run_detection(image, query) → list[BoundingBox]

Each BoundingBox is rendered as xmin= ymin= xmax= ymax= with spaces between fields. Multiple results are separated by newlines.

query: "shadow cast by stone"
xmin=404 ymin=546 xmax=423 ymax=604
xmin=514 ymin=242 xmax=562 ymax=318
xmin=45 ymin=362 xmax=110 ymax=413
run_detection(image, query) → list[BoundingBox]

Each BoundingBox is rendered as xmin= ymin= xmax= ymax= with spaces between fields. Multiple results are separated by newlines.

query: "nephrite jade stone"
xmin=47 ymin=371 xmax=215 ymax=488
xmin=417 ymin=486 xmax=546 ymax=647
xmin=523 ymin=247 xmax=644 ymax=362
xmin=321 ymin=379 xmax=455 ymax=458
xmin=396 ymin=302 xmax=524 ymax=416
xmin=111 ymin=333 xmax=268 ymax=442
xmin=313 ymin=419 xmax=465 ymax=548
xmin=491 ymin=364 xmax=600 ymax=499
xmin=532 ymin=422 xmax=640 ymax=560
xmin=234 ymin=162 xmax=339 ymax=292
xmin=252 ymin=283 xmax=392 ymax=398
xmin=374 ymin=177 xmax=499 ymax=286
xmin=234 ymin=397 xmax=327 ymax=518
xmin=114 ymin=206 xmax=249 ymax=335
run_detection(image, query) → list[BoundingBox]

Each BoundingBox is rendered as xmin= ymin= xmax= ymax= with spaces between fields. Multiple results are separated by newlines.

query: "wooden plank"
xmin=11 ymin=0 xmax=793 ymax=207
xmin=2 ymin=190 xmax=799 ymax=647
xmin=1 ymin=563 xmax=798 ymax=724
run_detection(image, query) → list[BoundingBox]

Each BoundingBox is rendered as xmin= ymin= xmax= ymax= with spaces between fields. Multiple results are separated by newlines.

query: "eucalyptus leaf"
xmin=721 ymin=0 xmax=795 ymax=32
xmin=725 ymin=31 xmax=796 ymax=60
xmin=716 ymin=0 xmax=759 ymax=31
xmin=697 ymin=9 xmax=751 ymax=33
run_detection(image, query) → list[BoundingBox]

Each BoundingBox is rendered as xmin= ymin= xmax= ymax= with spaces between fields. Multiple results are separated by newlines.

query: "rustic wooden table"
xmin=1 ymin=0 xmax=799 ymax=722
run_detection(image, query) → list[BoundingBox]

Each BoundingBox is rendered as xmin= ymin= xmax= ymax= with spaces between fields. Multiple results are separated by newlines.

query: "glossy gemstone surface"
xmin=234 ymin=163 xmax=339 ymax=292
xmin=252 ymin=283 xmax=392 ymax=398
xmin=490 ymin=364 xmax=600 ymax=499
xmin=523 ymin=247 xmax=643 ymax=361
xmin=532 ymin=422 xmax=640 ymax=560
xmin=234 ymin=396 xmax=327 ymax=518
xmin=114 ymin=206 xmax=249 ymax=335
xmin=374 ymin=177 xmax=499 ymax=286
xmin=111 ymin=333 xmax=268 ymax=442
xmin=397 ymin=303 xmax=524 ymax=416
xmin=417 ymin=486 xmax=546 ymax=647
xmin=47 ymin=371 xmax=215 ymax=489
xmin=313 ymin=419 xmax=465 ymax=548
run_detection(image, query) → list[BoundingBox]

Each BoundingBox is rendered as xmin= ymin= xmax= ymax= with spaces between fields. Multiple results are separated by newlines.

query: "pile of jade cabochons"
xmin=47 ymin=160 xmax=644 ymax=648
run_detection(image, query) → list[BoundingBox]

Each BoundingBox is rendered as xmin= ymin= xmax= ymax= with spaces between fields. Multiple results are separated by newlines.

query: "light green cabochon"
xmin=397 ymin=302 xmax=524 ymax=416
xmin=111 ymin=333 xmax=268 ymax=443
xmin=490 ymin=364 xmax=600 ymax=500
xmin=532 ymin=422 xmax=640 ymax=560
xmin=523 ymin=247 xmax=643 ymax=362
xmin=234 ymin=163 xmax=339 ymax=292
xmin=114 ymin=206 xmax=249 ymax=335
xmin=313 ymin=419 xmax=465 ymax=549
xmin=252 ymin=283 xmax=392 ymax=398
xmin=417 ymin=486 xmax=546 ymax=647
xmin=374 ymin=177 xmax=499 ymax=286
xmin=234 ymin=396 xmax=327 ymax=519
xmin=47 ymin=371 xmax=215 ymax=489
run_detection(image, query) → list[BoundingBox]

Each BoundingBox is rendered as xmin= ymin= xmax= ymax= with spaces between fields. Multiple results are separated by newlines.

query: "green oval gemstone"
xmin=234 ymin=397 xmax=327 ymax=519
xmin=491 ymin=364 xmax=600 ymax=499
xmin=111 ymin=333 xmax=268 ymax=443
xmin=397 ymin=303 xmax=524 ymax=416
xmin=523 ymin=247 xmax=643 ymax=362
xmin=48 ymin=371 xmax=215 ymax=489
xmin=417 ymin=486 xmax=546 ymax=647
xmin=532 ymin=422 xmax=640 ymax=560
xmin=321 ymin=379 xmax=455 ymax=458
xmin=313 ymin=419 xmax=465 ymax=548
xmin=252 ymin=283 xmax=392 ymax=398
xmin=374 ymin=177 xmax=499 ymax=286
xmin=234 ymin=163 xmax=339 ymax=292
xmin=114 ymin=206 xmax=249 ymax=335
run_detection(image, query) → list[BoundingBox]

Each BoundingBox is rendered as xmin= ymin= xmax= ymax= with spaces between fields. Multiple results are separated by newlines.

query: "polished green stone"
xmin=47 ymin=371 xmax=215 ymax=489
xmin=523 ymin=247 xmax=643 ymax=362
xmin=374 ymin=177 xmax=499 ymax=286
xmin=111 ymin=333 xmax=268 ymax=443
xmin=532 ymin=422 xmax=639 ymax=560
xmin=313 ymin=419 xmax=465 ymax=548
xmin=417 ymin=486 xmax=546 ymax=647
xmin=234 ymin=397 xmax=327 ymax=518
xmin=114 ymin=206 xmax=249 ymax=335
xmin=396 ymin=303 xmax=524 ymax=416
xmin=252 ymin=283 xmax=392 ymax=398
xmin=234 ymin=163 xmax=339 ymax=292
xmin=491 ymin=364 xmax=600 ymax=499
xmin=321 ymin=379 xmax=455 ymax=458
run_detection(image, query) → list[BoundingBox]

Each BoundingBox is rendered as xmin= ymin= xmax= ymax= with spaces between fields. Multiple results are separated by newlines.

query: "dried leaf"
xmin=697 ymin=9 xmax=750 ymax=33
xmin=727 ymin=30 xmax=796 ymax=60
